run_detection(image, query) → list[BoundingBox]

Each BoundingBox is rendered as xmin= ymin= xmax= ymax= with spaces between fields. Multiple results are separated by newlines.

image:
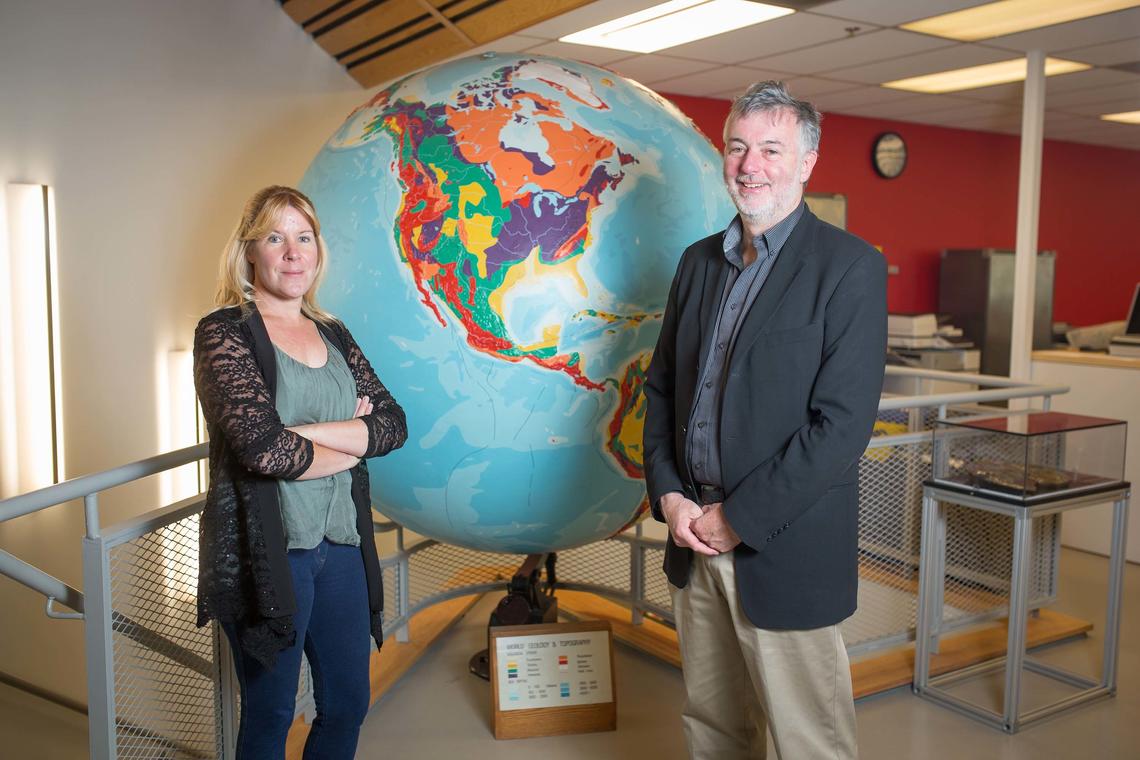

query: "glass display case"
xmin=931 ymin=411 xmax=1126 ymax=503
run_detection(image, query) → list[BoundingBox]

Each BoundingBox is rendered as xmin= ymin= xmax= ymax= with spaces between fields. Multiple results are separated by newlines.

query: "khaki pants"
xmin=669 ymin=551 xmax=858 ymax=760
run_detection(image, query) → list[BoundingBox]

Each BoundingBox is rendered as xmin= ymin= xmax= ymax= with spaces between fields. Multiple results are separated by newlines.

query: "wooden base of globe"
xmin=555 ymin=590 xmax=1093 ymax=700
xmin=285 ymin=593 xmax=483 ymax=760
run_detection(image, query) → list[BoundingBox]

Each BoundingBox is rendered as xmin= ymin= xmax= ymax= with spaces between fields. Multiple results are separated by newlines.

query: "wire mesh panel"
xmin=405 ymin=544 xmax=517 ymax=611
xmin=844 ymin=418 xmax=1059 ymax=653
xmin=641 ymin=545 xmax=671 ymax=612
xmin=398 ymin=539 xmax=636 ymax=614
xmin=844 ymin=437 xmax=929 ymax=650
xmin=558 ymin=540 xmax=630 ymax=594
xmin=939 ymin=503 xmax=1058 ymax=628
xmin=106 ymin=511 xmax=221 ymax=759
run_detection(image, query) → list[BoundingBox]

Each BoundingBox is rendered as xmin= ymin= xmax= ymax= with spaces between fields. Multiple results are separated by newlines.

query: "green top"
xmin=274 ymin=333 xmax=360 ymax=550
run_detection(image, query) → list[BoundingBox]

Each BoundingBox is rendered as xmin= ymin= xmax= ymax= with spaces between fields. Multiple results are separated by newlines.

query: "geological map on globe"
xmin=302 ymin=54 xmax=733 ymax=552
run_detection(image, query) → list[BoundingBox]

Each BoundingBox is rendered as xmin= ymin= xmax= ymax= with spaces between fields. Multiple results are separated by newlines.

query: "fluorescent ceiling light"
xmin=1101 ymin=110 xmax=1140 ymax=124
xmin=882 ymin=58 xmax=1090 ymax=94
xmin=559 ymin=0 xmax=794 ymax=54
xmin=902 ymin=0 xmax=1140 ymax=42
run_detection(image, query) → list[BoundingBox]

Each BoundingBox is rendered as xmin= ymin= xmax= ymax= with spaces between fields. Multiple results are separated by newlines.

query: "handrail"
xmin=885 ymin=365 xmax=1044 ymax=388
xmin=879 ymin=384 xmax=1068 ymax=411
xmin=879 ymin=366 xmax=1068 ymax=412
xmin=0 ymin=548 xmax=84 ymax=615
xmin=0 ymin=442 xmax=209 ymax=525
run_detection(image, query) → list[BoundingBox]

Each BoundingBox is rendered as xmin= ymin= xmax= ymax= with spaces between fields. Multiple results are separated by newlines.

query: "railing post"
xmin=84 ymin=493 xmax=101 ymax=539
xmin=215 ymin=624 xmax=238 ymax=760
xmin=630 ymin=523 xmax=644 ymax=626
xmin=396 ymin=537 xmax=411 ymax=643
xmin=83 ymin=531 xmax=116 ymax=759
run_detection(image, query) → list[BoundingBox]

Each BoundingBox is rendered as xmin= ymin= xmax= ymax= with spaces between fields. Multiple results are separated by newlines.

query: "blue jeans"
xmin=223 ymin=540 xmax=371 ymax=760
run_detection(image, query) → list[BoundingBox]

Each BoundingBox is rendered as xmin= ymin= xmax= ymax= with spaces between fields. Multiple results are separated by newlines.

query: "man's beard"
xmin=727 ymin=176 xmax=802 ymax=230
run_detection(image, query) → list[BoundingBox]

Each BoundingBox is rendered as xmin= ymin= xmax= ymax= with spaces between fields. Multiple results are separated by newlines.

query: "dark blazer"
xmin=643 ymin=207 xmax=886 ymax=630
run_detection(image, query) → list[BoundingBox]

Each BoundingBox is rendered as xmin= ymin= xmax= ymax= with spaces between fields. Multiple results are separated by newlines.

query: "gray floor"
xmin=5 ymin=548 xmax=1140 ymax=758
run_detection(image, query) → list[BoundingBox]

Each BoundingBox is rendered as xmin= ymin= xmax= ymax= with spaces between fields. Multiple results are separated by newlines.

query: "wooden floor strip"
xmin=555 ymin=591 xmax=1092 ymax=700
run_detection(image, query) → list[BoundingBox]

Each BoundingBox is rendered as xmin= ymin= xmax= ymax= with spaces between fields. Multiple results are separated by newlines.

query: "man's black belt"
xmin=692 ymin=483 xmax=725 ymax=505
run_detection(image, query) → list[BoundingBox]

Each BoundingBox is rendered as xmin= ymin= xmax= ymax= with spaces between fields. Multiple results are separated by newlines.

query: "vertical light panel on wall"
xmin=157 ymin=349 xmax=203 ymax=506
xmin=0 ymin=183 xmax=64 ymax=498
xmin=157 ymin=348 xmax=204 ymax=601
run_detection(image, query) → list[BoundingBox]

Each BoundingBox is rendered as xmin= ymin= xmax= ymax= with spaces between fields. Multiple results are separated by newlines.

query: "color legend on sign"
xmin=494 ymin=629 xmax=613 ymax=712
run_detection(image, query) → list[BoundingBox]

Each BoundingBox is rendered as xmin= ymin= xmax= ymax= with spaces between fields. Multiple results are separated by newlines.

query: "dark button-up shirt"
xmin=685 ymin=201 xmax=804 ymax=489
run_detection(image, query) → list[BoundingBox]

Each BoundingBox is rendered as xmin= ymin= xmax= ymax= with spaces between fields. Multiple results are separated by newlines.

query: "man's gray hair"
xmin=724 ymin=81 xmax=821 ymax=154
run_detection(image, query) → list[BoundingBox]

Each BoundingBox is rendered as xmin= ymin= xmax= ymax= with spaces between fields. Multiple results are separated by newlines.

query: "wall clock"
xmin=872 ymin=132 xmax=907 ymax=179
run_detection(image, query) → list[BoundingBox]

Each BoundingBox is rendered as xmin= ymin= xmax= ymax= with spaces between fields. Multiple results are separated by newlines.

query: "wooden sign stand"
xmin=488 ymin=620 xmax=616 ymax=740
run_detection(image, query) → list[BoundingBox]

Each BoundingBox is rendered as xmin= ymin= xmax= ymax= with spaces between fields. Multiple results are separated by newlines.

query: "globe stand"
xmin=468 ymin=552 xmax=558 ymax=680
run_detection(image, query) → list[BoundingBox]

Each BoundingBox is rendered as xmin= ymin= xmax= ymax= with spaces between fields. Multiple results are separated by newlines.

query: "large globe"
xmin=301 ymin=53 xmax=734 ymax=553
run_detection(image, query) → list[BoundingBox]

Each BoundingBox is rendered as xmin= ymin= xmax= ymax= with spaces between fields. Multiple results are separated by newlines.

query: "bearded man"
xmin=643 ymin=81 xmax=887 ymax=759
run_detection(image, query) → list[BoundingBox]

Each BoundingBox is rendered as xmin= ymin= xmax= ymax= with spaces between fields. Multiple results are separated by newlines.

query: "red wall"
xmin=666 ymin=93 xmax=1140 ymax=327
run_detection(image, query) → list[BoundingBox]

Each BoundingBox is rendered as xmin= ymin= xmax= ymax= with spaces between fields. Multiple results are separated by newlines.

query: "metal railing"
xmin=0 ymin=367 xmax=1070 ymax=758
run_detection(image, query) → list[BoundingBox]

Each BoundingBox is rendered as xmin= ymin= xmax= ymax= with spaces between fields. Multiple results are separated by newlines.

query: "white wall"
xmin=0 ymin=0 xmax=366 ymax=705
xmin=1031 ymin=357 xmax=1140 ymax=564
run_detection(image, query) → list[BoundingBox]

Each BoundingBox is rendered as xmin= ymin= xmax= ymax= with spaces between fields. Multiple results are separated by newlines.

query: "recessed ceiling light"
xmin=902 ymin=0 xmax=1140 ymax=42
xmin=1101 ymin=110 xmax=1140 ymax=124
xmin=559 ymin=0 xmax=794 ymax=54
xmin=882 ymin=58 xmax=1090 ymax=94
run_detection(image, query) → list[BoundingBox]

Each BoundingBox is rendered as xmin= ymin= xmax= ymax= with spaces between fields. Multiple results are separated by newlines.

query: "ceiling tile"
xmin=1044 ymin=111 xmax=1099 ymax=127
xmin=1046 ymin=78 xmax=1140 ymax=108
xmin=654 ymin=66 xmax=793 ymax=98
xmin=1056 ymin=96 xmax=1140 ymax=116
xmin=811 ymin=85 xmax=918 ymax=111
xmin=1045 ymin=119 xmax=1114 ymax=138
xmin=837 ymin=93 xmax=977 ymax=119
xmin=608 ymin=55 xmax=719 ymax=85
xmin=885 ymin=99 xmax=1037 ymax=132
xmin=961 ymin=68 xmax=1140 ymax=104
xmin=661 ymin=12 xmax=873 ymax=65
xmin=747 ymin=28 xmax=953 ymax=75
xmin=984 ymin=8 xmax=1140 ymax=55
xmin=525 ymin=39 xmax=632 ymax=66
xmin=1058 ymin=37 xmax=1140 ymax=66
xmin=781 ymin=76 xmax=863 ymax=98
xmin=518 ymin=0 xmax=663 ymax=39
xmin=835 ymin=43 xmax=1013 ymax=84
xmin=809 ymin=0 xmax=992 ymax=27
xmin=927 ymin=101 xmax=1021 ymax=121
xmin=951 ymin=112 xmax=1025 ymax=131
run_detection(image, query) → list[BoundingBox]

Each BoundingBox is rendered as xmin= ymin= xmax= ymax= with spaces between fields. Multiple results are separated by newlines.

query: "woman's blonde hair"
xmin=214 ymin=185 xmax=335 ymax=323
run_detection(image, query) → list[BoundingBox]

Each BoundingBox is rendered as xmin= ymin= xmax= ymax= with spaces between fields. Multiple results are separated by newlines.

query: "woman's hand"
xmin=353 ymin=395 xmax=373 ymax=418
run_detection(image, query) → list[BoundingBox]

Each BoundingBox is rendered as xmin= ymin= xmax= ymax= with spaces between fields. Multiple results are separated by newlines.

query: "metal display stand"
xmin=914 ymin=481 xmax=1131 ymax=733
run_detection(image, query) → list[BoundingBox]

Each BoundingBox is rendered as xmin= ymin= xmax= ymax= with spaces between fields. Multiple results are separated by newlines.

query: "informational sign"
xmin=489 ymin=621 xmax=616 ymax=739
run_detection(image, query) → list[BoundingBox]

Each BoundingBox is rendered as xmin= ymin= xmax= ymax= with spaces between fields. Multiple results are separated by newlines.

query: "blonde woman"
xmin=194 ymin=185 xmax=406 ymax=758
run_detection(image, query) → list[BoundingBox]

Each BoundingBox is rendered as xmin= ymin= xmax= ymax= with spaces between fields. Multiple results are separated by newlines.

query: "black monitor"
xmin=1127 ymin=282 xmax=1140 ymax=335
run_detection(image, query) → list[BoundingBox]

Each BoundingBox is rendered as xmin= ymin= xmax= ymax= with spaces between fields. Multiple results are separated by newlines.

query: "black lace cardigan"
xmin=193 ymin=304 xmax=407 ymax=667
